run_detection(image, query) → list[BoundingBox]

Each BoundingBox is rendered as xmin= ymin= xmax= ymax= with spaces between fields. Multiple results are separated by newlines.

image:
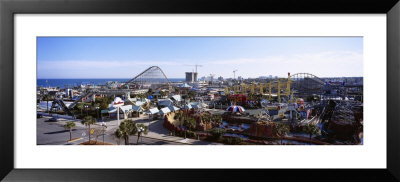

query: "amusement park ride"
xmin=226 ymin=73 xmax=297 ymax=103
xmin=225 ymin=72 xmax=337 ymax=123
xmin=50 ymin=66 xmax=172 ymax=116
xmin=224 ymin=72 xmax=337 ymax=103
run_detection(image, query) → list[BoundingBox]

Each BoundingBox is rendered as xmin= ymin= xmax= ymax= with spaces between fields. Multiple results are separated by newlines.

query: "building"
xmin=185 ymin=72 xmax=198 ymax=82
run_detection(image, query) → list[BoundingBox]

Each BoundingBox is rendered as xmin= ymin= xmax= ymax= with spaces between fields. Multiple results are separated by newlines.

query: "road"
xmin=37 ymin=116 xmax=183 ymax=145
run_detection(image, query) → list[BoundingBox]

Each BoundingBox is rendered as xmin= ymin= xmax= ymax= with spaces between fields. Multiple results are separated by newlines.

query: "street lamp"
xmin=95 ymin=106 xmax=100 ymax=121
xmin=138 ymin=126 xmax=144 ymax=144
xmin=84 ymin=105 xmax=89 ymax=116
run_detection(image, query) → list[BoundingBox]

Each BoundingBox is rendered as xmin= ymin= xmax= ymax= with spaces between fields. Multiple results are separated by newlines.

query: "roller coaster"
xmin=122 ymin=66 xmax=171 ymax=89
xmin=227 ymin=72 xmax=361 ymax=102
xmin=290 ymin=73 xmax=325 ymax=98
xmin=50 ymin=66 xmax=171 ymax=116
xmin=227 ymin=72 xmax=325 ymax=100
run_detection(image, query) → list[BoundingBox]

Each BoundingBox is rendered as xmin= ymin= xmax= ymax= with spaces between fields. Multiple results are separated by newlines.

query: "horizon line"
xmin=37 ymin=76 xmax=364 ymax=79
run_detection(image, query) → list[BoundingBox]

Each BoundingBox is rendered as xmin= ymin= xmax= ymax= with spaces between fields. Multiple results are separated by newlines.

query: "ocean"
xmin=37 ymin=78 xmax=185 ymax=89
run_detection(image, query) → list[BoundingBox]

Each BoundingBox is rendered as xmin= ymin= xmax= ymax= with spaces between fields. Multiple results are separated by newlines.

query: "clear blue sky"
xmin=37 ymin=37 xmax=363 ymax=79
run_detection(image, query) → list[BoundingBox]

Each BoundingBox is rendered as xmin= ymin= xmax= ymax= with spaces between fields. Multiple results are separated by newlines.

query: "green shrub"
xmin=223 ymin=137 xmax=243 ymax=145
xmin=186 ymin=130 xmax=197 ymax=138
xmin=209 ymin=128 xmax=225 ymax=141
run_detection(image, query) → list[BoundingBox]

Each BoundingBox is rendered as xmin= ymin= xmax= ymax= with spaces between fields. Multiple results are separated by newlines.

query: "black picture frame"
xmin=1 ymin=0 xmax=399 ymax=181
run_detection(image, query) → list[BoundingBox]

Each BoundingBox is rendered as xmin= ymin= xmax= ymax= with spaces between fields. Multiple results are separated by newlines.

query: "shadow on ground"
xmin=44 ymin=129 xmax=77 ymax=135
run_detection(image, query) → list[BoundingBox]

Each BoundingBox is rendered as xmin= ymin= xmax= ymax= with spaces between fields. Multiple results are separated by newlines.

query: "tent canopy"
xmin=158 ymin=99 xmax=173 ymax=107
xmin=160 ymin=107 xmax=171 ymax=115
xmin=148 ymin=108 xmax=159 ymax=115
xmin=132 ymin=105 xmax=143 ymax=112
xmin=226 ymin=105 xmax=246 ymax=112
xmin=171 ymin=95 xmax=182 ymax=102
xmin=168 ymin=105 xmax=180 ymax=112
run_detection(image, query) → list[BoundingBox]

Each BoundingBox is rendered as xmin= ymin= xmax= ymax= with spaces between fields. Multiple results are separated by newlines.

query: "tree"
xmin=303 ymin=123 xmax=320 ymax=144
xmin=76 ymin=102 xmax=85 ymax=116
xmin=114 ymin=129 xmax=123 ymax=145
xmin=100 ymin=99 xmax=109 ymax=110
xmin=275 ymin=123 xmax=290 ymax=144
xmin=136 ymin=123 xmax=149 ymax=144
xmin=142 ymin=102 xmax=150 ymax=110
xmin=181 ymin=95 xmax=188 ymax=101
xmin=184 ymin=117 xmax=196 ymax=131
xmin=138 ymin=94 xmax=146 ymax=99
xmin=81 ymin=116 xmax=96 ymax=143
xmin=146 ymin=88 xmax=153 ymax=98
xmin=43 ymin=94 xmax=52 ymax=114
xmin=159 ymin=91 xmax=166 ymax=98
xmin=187 ymin=91 xmax=196 ymax=100
xmin=211 ymin=115 xmax=223 ymax=125
xmin=202 ymin=114 xmax=211 ymax=123
xmin=114 ymin=119 xmax=138 ymax=145
xmin=64 ymin=121 xmax=76 ymax=141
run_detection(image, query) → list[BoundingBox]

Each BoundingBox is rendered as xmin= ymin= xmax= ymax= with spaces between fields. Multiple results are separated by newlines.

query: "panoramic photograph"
xmin=36 ymin=37 xmax=363 ymax=145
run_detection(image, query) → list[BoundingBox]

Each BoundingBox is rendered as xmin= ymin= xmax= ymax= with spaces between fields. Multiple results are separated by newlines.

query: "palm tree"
xmin=81 ymin=116 xmax=96 ymax=143
xmin=76 ymin=102 xmax=85 ymax=116
xmin=64 ymin=121 xmax=76 ymax=141
xmin=136 ymin=123 xmax=149 ymax=144
xmin=303 ymin=123 xmax=320 ymax=144
xmin=275 ymin=123 xmax=290 ymax=144
xmin=114 ymin=119 xmax=138 ymax=145
xmin=43 ymin=94 xmax=52 ymax=114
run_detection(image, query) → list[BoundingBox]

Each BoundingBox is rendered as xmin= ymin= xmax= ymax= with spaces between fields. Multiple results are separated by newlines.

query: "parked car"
xmin=47 ymin=117 xmax=60 ymax=122
xmin=37 ymin=113 xmax=43 ymax=118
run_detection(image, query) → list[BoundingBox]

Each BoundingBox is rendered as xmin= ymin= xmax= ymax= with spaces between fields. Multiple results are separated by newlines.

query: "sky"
xmin=37 ymin=37 xmax=363 ymax=79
